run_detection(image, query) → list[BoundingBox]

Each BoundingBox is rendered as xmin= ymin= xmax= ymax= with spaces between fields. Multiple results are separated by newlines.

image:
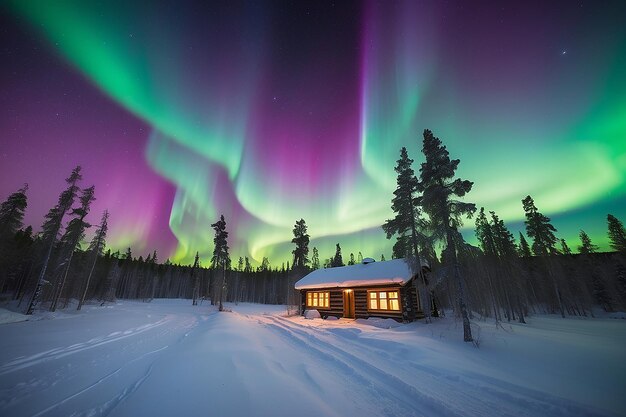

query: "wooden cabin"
xmin=295 ymin=258 xmax=427 ymax=322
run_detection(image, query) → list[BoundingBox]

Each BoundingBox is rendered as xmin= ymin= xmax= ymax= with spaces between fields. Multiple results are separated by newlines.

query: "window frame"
xmin=306 ymin=291 xmax=330 ymax=309
xmin=367 ymin=289 xmax=401 ymax=312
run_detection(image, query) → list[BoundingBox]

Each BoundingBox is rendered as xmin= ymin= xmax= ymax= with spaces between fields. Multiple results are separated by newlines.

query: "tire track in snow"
xmin=262 ymin=316 xmax=613 ymax=417
xmin=0 ymin=317 xmax=172 ymax=376
xmin=260 ymin=315 xmax=461 ymax=417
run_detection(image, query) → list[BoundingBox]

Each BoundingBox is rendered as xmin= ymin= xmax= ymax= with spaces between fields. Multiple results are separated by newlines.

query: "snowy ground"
xmin=0 ymin=300 xmax=624 ymax=417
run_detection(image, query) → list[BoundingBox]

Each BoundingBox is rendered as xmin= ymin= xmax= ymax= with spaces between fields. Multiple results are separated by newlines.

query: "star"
xmin=561 ymin=49 xmax=567 ymax=55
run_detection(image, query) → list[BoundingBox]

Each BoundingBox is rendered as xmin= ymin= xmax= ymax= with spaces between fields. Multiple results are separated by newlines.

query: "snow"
xmin=0 ymin=308 xmax=29 ymax=325
xmin=304 ymin=309 xmax=322 ymax=319
xmin=1 ymin=299 xmax=624 ymax=417
xmin=295 ymin=258 xmax=413 ymax=289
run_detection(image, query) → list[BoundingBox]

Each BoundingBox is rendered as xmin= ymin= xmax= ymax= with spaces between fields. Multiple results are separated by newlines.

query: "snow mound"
xmin=0 ymin=308 xmax=29 ymax=324
xmin=304 ymin=309 xmax=321 ymax=319
xmin=325 ymin=316 xmax=339 ymax=321
xmin=355 ymin=317 xmax=402 ymax=329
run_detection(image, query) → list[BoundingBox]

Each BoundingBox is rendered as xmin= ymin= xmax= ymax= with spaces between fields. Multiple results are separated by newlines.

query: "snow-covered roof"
xmin=295 ymin=258 xmax=421 ymax=290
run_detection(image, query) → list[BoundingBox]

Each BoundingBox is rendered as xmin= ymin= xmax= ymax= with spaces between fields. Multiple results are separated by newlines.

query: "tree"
xmin=417 ymin=129 xmax=476 ymax=342
xmin=78 ymin=210 xmax=108 ymax=310
xmin=522 ymin=196 xmax=558 ymax=256
xmin=475 ymin=208 xmax=497 ymax=257
xmin=348 ymin=253 xmax=355 ymax=265
xmin=26 ymin=166 xmax=82 ymax=315
xmin=331 ymin=243 xmax=344 ymax=267
xmin=191 ymin=252 xmax=201 ymax=305
xmin=380 ymin=254 xmax=386 ymax=261
xmin=382 ymin=147 xmax=425 ymax=265
xmin=50 ymin=185 xmax=96 ymax=312
xmin=560 ymin=239 xmax=572 ymax=255
xmin=518 ymin=233 xmax=532 ymax=258
xmin=211 ymin=215 xmax=230 ymax=311
xmin=0 ymin=184 xmax=28 ymax=247
xmin=522 ymin=195 xmax=563 ymax=317
xmin=311 ymin=247 xmax=320 ymax=270
xmin=291 ymin=219 xmax=310 ymax=269
xmin=607 ymin=214 xmax=626 ymax=253
xmin=578 ymin=230 xmax=599 ymax=254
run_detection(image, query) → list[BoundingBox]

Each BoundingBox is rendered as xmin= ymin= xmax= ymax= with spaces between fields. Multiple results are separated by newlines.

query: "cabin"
xmin=294 ymin=258 xmax=427 ymax=322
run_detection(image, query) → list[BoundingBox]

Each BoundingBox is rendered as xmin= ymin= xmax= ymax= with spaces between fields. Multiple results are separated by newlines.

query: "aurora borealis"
xmin=1 ymin=1 xmax=625 ymax=265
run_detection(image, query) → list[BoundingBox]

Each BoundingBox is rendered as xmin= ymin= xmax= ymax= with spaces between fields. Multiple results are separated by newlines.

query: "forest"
xmin=0 ymin=130 xmax=625 ymax=339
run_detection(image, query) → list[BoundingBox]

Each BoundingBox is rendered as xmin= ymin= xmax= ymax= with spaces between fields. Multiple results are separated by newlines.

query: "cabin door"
xmin=343 ymin=290 xmax=355 ymax=318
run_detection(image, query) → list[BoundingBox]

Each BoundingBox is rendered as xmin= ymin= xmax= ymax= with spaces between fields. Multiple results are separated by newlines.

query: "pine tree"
xmin=522 ymin=195 xmax=563 ymax=317
xmin=578 ymin=230 xmax=599 ymax=254
xmin=191 ymin=252 xmax=201 ymax=305
xmin=518 ymin=233 xmax=532 ymax=258
xmin=607 ymin=214 xmax=626 ymax=252
xmin=331 ymin=243 xmax=344 ymax=267
xmin=311 ymin=247 xmax=320 ymax=270
xmin=78 ymin=210 xmax=108 ymax=310
xmin=475 ymin=207 xmax=497 ymax=257
xmin=51 ymin=185 xmax=96 ymax=311
xmin=357 ymin=252 xmax=363 ymax=263
xmin=380 ymin=254 xmax=386 ymax=261
xmin=291 ymin=219 xmax=310 ymax=269
xmin=522 ymin=196 xmax=558 ymax=256
xmin=382 ymin=147 xmax=425 ymax=265
xmin=560 ymin=239 xmax=572 ymax=255
xmin=348 ymin=253 xmax=355 ymax=265
xmin=237 ymin=257 xmax=244 ymax=272
xmin=0 ymin=184 xmax=28 ymax=247
xmin=26 ymin=166 xmax=82 ymax=315
xmin=211 ymin=215 xmax=230 ymax=311
xmin=417 ymin=129 xmax=476 ymax=341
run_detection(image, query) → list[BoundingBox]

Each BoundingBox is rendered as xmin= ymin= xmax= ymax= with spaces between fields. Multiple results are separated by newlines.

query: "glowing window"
xmin=306 ymin=291 xmax=330 ymax=308
xmin=368 ymin=290 xmax=401 ymax=311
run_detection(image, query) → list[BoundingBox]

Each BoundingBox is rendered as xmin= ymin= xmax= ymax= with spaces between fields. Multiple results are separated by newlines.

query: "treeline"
xmin=0 ymin=167 xmax=303 ymax=313
xmin=382 ymin=129 xmax=626 ymax=341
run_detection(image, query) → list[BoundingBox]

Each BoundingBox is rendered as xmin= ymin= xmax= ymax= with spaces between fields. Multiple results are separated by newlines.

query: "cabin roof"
xmin=295 ymin=258 xmax=423 ymax=290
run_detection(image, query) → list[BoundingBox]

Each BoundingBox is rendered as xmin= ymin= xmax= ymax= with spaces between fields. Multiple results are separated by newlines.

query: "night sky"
xmin=1 ymin=1 xmax=625 ymax=265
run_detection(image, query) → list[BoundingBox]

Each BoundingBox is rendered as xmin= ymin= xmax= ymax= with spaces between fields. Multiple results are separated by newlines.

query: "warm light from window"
xmin=307 ymin=291 xmax=329 ymax=308
xmin=368 ymin=290 xmax=400 ymax=311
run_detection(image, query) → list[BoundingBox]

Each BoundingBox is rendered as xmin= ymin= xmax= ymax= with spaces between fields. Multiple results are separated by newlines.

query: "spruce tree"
xmin=522 ymin=196 xmax=558 ymax=256
xmin=382 ymin=147 xmax=425 ymax=265
xmin=607 ymin=214 xmax=626 ymax=252
xmin=475 ymin=207 xmax=497 ymax=256
xmin=417 ymin=129 xmax=475 ymax=341
xmin=331 ymin=243 xmax=344 ymax=267
xmin=27 ymin=166 xmax=82 ymax=315
xmin=348 ymin=253 xmax=355 ymax=265
xmin=211 ymin=215 xmax=230 ymax=311
xmin=51 ymin=185 xmax=96 ymax=311
xmin=311 ymin=247 xmax=320 ymax=270
xmin=291 ymin=219 xmax=310 ymax=269
xmin=191 ymin=252 xmax=201 ymax=305
xmin=578 ymin=230 xmax=599 ymax=254
xmin=380 ymin=254 xmax=386 ymax=261
xmin=522 ymin=195 xmax=563 ymax=317
xmin=518 ymin=233 xmax=532 ymax=258
xmin=78 ymin=210 xmax=108 ymax=310
xmin=560 ymin=239 xmax=572 ymax=255
xmin=0 ymin=184 xmax=28 ymax=247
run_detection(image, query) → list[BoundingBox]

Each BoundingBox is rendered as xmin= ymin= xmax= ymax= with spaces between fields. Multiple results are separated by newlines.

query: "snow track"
xmin=1 ymin=300 xmax=623 ymax=417
xmin=258 ymin=315 xmax=616 ymax=417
